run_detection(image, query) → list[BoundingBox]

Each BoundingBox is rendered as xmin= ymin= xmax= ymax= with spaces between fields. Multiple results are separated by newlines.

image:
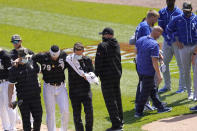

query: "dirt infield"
xmin=142 ymin=114 xmax=197 ymax=131
xmin=0 ymin=121 xmax=75 ymax=131
xmin=77 ymin=0 xmax=197 ymax=9
xmin=0 ymin=121 xmax=48 ymax=131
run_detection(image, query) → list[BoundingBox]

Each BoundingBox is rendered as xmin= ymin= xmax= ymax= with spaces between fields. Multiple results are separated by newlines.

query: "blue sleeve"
xmin=151 ymin=44 xmax=159 ymax=58
xmin=135 ymin=38 xmax=141 ymax=49
xmin=166 ymin=18 xmax=177 ymax=42
xmin=138 ymin=26 xmax=151 ymax=39
xmin=158 ymin=10 xmax=168 ymax=39
xmin=158 ymin=10 xmax=165 ymax=30
xmin=136 ymin=26 xmax=151 ymax=40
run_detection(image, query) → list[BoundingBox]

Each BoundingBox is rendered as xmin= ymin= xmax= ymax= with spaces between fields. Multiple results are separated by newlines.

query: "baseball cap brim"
xmin=182 ymin=8 xmax=192 ymax=11
xmin=99 ymin=32 xmax=103 ymax=35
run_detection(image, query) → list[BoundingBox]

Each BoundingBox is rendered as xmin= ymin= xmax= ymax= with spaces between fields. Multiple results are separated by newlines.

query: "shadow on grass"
xmin=104 ymin=108 xmax=144 ymax=125
xmin=159 ymin=92 xmax=177 ymax=101
xmin=167 ymin=97 xmax=192 ymax=107
xmin=160 ymin=113 xmax=197 ymax=123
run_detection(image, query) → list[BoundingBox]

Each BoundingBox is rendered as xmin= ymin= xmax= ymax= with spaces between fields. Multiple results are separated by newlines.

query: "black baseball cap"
xmin=11 ymin=34 xmax=22 ymax=42
xmin=99 ymin=27 xmax=114 ymax=35
xmin=182 ymin=1 xmax=192 ymax=12
xmin=50 ymin=45 xmax=60 ymax=53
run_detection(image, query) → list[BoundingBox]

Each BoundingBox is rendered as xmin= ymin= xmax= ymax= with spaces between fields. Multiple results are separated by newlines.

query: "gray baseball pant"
xmin=193 ymin=53 xmax=197 ymax=98
xmin=162 ymin=40 xmax=185 ymax=90
xmin=179 ymin=44 xmax=197 ymax=96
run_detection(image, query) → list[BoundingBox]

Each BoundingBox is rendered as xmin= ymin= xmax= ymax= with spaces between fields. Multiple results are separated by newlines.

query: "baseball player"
xmin=9 ymin=34 xmax=34 ymax=126
xmin=158 ymin=0 xmax=185 ymax=94
xmin=8 ymin=48 xmax=43 ymax=131
xmin=66 ymin=43 xmax=95 ymax=131
xmin=0 ymin=48 xmax=17 ymax=131
xmin=135 ymin=26 xmax=172 ymax=117
xmin=32 ymin=45 xmax=69 ymax=131
xmin=166 ymin=1 xmax=197 ymax=100
xmin=134 ymin=10 xmax=161 ymax=111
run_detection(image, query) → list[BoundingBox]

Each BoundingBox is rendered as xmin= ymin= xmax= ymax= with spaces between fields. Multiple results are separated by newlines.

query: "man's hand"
xmin=175 ymin=41 xmax=184 ymax=49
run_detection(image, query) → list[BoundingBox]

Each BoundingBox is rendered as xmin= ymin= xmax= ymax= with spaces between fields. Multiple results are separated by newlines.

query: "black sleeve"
xmin=3 ymin=51 xmax=12 ymax=69
xmin=33 ymin=62 xmax=40 ymax=73
xmin=60 ymin=51 xmax=69 ymax=69
xmin=27 ymin=49 xmax=34 ymax=55
xmin=32 ymin=53 xmax=43 ymax=64
xmin=87 ymin=58 xmax=94 ymax=72
xmin=62 ymin=51 xmax=69 ymax=68
xmin=8 ymin=67 xmax=18 ymax=84
xmin=95 ymin=43 xmax=105 ymax=77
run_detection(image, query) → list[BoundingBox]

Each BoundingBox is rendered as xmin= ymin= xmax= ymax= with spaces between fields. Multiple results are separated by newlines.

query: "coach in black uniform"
xmin=32 ymin=45 xmax=69 ymax=131
xmin=8 ymin=48 xmax=42 ymax=131
xmin=67 ymin=43 xmax=94 ymax=131
xmin=95 ymin=27 xmax=123 ymax=131
xmin=9 ymin=34 xmax=34 ymax=61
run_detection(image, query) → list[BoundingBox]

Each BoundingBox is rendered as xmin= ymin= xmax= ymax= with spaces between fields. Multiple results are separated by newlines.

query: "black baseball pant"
xmin=70 ymin=94 xmax=93 ymax=131
xmin=135 ymin=74 xmax=164 ymax=114
xmin=101 ymin=77 xmax=123 ymax=129
xmin=18 ymin=96 xmax=43 ymax=131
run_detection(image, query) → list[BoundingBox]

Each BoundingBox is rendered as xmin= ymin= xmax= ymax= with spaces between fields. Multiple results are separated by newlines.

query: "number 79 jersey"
xmin=32 ymin=51 xmax=68 ymax=83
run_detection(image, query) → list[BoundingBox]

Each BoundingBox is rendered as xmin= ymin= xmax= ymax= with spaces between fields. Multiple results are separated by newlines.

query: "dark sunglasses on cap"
xmin=11 ymin=40 xmax=20 ymax=44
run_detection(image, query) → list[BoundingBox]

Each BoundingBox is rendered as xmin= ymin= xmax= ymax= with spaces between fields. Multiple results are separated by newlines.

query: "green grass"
xmin=0 ymin=0 xmax=196 ymax=131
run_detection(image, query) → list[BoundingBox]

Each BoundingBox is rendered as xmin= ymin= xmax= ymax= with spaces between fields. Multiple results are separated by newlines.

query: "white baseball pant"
xmin=43 ymin=82 xmax=69 ymax=131
xmin=0 ymin=81 xmax=17 ymax=131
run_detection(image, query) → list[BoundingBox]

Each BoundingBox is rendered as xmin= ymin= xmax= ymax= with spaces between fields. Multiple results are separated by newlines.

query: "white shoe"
xmin=193 ymin=97 xmax=197 ymax=101
xmin=188 ymin=94 xmax=194 ymax=100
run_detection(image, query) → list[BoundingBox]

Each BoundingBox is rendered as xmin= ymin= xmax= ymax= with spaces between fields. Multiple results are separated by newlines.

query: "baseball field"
xmin=0 ymin=0 xmax=197 ymax=131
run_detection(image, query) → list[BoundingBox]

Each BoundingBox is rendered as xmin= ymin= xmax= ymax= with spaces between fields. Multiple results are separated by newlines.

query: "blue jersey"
xmin=136 ymin=36 xmax=159 ymax=76
xmin=166 ymin=13 xmax=197 ymax=46
xmin=135 ymin=21 xmax=152 ymax=41
xmin=158 ymin=6 xmax=182 ymax=45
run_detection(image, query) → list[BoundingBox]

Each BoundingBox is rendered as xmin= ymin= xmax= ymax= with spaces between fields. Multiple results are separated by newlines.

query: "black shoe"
xmin=134 ymin=112 xmax=143 ymax=118
xmin=105 ymin=127 xmax=123 ymax=131
xmin=158 ymin=107 xmax=172 ymax=113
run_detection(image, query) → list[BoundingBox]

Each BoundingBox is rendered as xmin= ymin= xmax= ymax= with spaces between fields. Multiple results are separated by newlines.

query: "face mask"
xmin=74 ymin=54 xmax=82 ymax=60
xmin=184 ymin=11 xmax=192 ymax=17
xmin=102 ymin=37 xmax=113 ymax=41
xmin=21 ymin=58 xmax=29 ymax=64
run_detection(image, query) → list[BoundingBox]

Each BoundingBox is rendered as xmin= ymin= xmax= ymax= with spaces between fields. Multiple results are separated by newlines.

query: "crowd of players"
xmin=0 ymin=0 xmax=197 ymax=131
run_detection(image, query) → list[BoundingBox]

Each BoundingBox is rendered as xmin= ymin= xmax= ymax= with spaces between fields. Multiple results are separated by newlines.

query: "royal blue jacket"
xmin=166 ymin=13 xmax=197 ymax=46
xmin=158 ymin=6 xmax=182 ymax=45
xmin=136 ymin=36 xmax=159 ymax=76
xmin=135 ymin=21 xmax=151 ymax=41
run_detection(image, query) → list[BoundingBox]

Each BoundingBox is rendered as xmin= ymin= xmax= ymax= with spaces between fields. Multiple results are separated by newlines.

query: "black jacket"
xmin=95 ymin=38 xmax=122 ymax=80
xmin=68 ymin=56 xmax=94 ymax=97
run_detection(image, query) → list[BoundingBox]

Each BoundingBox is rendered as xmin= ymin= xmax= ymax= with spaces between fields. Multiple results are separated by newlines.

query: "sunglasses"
xmin=12 ymin=40 xmax=20 ymax=44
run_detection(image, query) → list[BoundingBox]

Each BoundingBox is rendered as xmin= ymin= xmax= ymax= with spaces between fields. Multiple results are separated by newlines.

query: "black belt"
xmin=0 ymin=79 xmax=7 ymax=84
xmin=48 ymin=82 xmax=63 ymax=86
